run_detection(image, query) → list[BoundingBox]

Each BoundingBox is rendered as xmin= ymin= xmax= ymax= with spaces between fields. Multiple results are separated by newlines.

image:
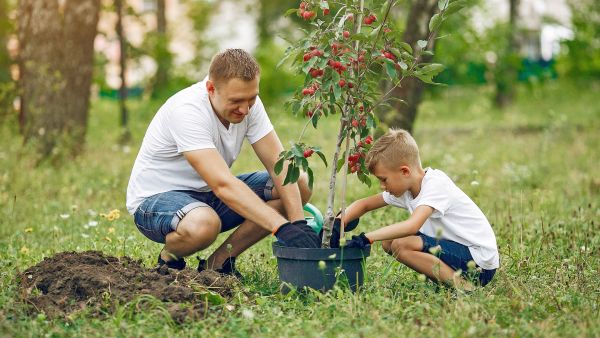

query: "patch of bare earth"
xmin=18 ymin=251 xmax=238 ymax=323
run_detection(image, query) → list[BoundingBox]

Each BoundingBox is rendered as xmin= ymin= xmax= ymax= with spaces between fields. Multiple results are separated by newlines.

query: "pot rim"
xmin=272 ymin=241 xmax=371 ymax=260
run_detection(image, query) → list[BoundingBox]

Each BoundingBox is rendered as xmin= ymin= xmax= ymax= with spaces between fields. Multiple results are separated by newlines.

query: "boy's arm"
xmin=342 ymin=193 xmax=387 ymax=224
xmin=365 ymin=205 xmax=433 ymax=242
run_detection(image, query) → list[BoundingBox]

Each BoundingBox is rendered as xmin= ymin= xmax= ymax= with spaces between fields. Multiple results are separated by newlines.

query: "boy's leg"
xmin=388 ymin=236 xmax=475 ymax=291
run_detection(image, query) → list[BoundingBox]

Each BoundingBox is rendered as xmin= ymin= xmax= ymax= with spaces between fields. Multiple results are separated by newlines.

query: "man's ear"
xmin=206 ymin=80 xmax=215 ymax=95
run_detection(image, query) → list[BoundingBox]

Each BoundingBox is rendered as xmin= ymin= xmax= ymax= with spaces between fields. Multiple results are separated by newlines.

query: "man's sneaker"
xmin=157 ymin=252 xmax=186 ymax=270
xmin=198 ymin=257 xmax=243 ymax=280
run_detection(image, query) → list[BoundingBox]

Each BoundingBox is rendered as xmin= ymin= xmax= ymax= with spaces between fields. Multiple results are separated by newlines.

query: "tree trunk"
xmin=115 ymin=0 xmax=129 ymax=137
xmin=380 ymin=0 xmax=438 ymax=133
xmin=17 ymin=0 xmax=100 ymax=158
xmin=494 ymin=0 xmax=520 ymax=108
xmin=151 ymin=0 xmax=170 ymax=97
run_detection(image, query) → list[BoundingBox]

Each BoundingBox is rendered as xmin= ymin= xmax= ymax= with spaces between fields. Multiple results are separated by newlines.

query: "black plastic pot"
xmin=272 ymin=242 xmax=371 ymax=293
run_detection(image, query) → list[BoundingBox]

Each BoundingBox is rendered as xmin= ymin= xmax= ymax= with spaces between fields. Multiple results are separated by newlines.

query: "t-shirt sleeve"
xmin=246 ymin=96 xmax=274 ymax=144
xmin=382 ymin=191 xmax=407 ymax=209
xmin=167 ymin=103 xmax=216 ymax=153
xmin=415 ymin=176 xmax=451 ymax=218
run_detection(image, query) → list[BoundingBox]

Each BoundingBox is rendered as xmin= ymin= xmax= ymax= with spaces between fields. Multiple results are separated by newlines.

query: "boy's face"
xmin=207 ymin=77 xmax=259 ymax=126
xmin=371 ymin=162 xmax=412 ymax=197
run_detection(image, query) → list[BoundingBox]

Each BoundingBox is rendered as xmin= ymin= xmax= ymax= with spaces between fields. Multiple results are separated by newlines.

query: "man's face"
xmin=206 ymin=77 xmax=259 ymax=126
xmin=371 ymin=162 xmax=412 ymax=197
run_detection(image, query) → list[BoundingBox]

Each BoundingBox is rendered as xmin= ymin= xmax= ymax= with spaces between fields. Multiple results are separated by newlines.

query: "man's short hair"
xmin=366 ymin=128 xmax=422 ymax=172
xmin=209 ymin=49 xmax=260 ymax=86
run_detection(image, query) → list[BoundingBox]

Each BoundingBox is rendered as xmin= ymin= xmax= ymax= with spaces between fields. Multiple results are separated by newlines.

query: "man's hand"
xmin=319 ymin=216 xmax=360 ymax=248
xmin=344 ymin=232 xmax=372 ymax=249
xmin=274 ymin=220 xmax=320 ymax=248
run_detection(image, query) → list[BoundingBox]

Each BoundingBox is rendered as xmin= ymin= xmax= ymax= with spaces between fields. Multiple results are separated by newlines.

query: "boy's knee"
xmin=381 ymin=240 xmax=393 ymax=254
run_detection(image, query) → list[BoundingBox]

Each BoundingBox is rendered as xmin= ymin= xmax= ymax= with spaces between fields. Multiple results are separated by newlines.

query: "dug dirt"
xmin=17 ymin=251 xmax=238 ymax=323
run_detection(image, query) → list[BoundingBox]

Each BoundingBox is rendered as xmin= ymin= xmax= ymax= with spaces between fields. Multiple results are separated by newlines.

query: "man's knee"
xmin=176 ymin=208 xmax=221 ymax=244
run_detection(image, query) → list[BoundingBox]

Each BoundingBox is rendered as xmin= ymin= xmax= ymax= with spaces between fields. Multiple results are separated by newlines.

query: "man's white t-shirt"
xmin=382 ymin=168 xmax=499 ymax=270
xmin=126 ymin=79 xmax=274 ymax=214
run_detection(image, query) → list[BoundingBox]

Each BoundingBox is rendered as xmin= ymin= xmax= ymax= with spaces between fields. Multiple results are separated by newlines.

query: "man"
xmin=126 ymin=49 xmax=320 ymax=277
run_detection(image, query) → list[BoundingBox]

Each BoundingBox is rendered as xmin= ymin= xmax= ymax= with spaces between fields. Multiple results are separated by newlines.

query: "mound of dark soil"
xmin=18 ymin=251 xmax=238 ymax=323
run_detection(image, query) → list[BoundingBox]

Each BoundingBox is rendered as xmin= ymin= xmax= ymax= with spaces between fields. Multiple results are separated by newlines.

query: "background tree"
xmin=557 ymin=0 xmax=600 ymax=78
xmin=377 ymin=0 xmax=440 ymax=133
xmin=0 ymin=0 xmax=15 ymax=120
xmin=17 ymin=0 xmax=101 ymax=158
xmin=115 ymin=0 xmax=129 ymax=141
xmin=150 ymin=0 xmax=172 ymax=97
xmin=493 ymin=0 xmax=520 ymax=107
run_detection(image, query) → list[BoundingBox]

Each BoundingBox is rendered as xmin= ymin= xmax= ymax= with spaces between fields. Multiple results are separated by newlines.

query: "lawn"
xmin=0 ymin=78 xmax=598 ymax=337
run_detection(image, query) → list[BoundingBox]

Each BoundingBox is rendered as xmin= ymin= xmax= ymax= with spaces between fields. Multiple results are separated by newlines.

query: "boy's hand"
xmin=274 ymin=221 xmax=320 ymax=248
xmin=344 ymin=232 xmax=372 ymax=249
xmin=319 ymin=215 xmax=361 ymax=248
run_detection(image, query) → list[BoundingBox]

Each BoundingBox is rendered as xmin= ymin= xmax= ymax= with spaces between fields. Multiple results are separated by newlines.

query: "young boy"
xmin=342 ymin=129 xmax=499 ymax=289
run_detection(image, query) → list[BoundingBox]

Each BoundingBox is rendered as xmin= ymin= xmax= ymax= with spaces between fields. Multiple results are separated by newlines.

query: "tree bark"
xmin=494 ymin=0 xmax=520 ymax=108
xmin=18 ymin=0 xmax=100 ymax=157
xmin=151 ymin=0 xmax=170 ymax=97
xmin=380 ymin=0 xmax=438 ymax=133
xmin=115 ymin=0 xmax=129 ymax=133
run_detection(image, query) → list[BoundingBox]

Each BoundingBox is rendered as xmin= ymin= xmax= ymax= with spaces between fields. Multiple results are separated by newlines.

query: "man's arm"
xmin=365 ymin=205 xmax=433 ymax=242
xmin=251 ymin=130 xmax=304 ymax=222
xmin=184 ymin=149 xmax=288 ymax=232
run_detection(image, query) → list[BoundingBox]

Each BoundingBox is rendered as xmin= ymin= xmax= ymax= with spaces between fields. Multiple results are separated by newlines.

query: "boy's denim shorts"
xmin=418 ymin=232 xmax=496 ymax=286
xmin=133 ymin=171 xmax=274 ymax=244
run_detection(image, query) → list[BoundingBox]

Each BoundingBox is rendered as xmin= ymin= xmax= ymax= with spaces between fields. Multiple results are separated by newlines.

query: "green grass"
xmin=1 ymin=78 xmax=599 ymax=337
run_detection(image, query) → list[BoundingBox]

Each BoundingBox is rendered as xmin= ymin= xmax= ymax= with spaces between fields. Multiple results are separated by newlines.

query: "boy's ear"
xmin=399 ymin=165 xmax=411 ymax=176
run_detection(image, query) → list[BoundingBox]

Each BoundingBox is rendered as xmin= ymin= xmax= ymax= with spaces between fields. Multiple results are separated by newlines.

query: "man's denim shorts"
xmin=418 ymin=232 xmax=496 ymax=286
xmin=133 ymin=171 xmax=274 ymax=244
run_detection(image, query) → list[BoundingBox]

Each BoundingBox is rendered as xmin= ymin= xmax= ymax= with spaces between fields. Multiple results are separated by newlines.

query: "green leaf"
xmin=336 ymin=157 xmax=345 ymax=173
xmin=291 ymin=144 xmax=304 ymax=158
xmin=316 ymin=150 xmax=328 ymax=167
xmin=398 ymin=42 xmax=413 ymax=54
xmin=421 ymin=63 xmax=445 ymax=76
xmin=291 ymin=166 xmax=301 ymax=183
xmin=307 ymin=167 xmax=314 ymax=191
xmin=429 ymin=13 xmax=442 ymax=33
xmin=445 ymin=0 xmax=468 ymax=16
xmin=417 ymin=40 xmax=428 ymax=49
xmin=283 ymin=163 xmax=294 ymax=185
xmin=385 ymin=62 xmax=397 ymax=79
xmin=198 ymin=290 xmax=226 ymax=305
xmin=284 ymin=8 xmax=299 ymax=17
xmin=300 ymin=157 xmax=309 ymax=172
xmin=274 ymin=157 xmax=285 ymax=175
xmin=438 ymin=0 xmax=449 ymax=10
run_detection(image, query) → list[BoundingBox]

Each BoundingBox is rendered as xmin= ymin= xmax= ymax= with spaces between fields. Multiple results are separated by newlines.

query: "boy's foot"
xmin=198 ymin=257 xmax=243 ymax=280
xmin=157 ymin=251 xmax=186 ymax=270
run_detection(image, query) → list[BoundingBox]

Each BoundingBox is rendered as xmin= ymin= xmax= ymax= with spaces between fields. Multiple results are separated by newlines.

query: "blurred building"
xmin=95 ymin=0 xmax=257 ymax=90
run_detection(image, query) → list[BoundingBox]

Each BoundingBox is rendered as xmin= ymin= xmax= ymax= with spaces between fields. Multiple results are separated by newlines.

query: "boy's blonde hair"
xmin=366 ymin=129 xmax=422 ymax=172
xmin=209 ymin=49 xmax=260 ymax=86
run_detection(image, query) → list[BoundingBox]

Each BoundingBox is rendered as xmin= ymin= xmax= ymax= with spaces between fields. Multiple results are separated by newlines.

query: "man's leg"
xmin=206 ymin=173 xmax=312 ymax=269
xmin=161 ymin=206 xmax=222 ymax=261
xmin=387 ymin=236 xmax=475 ymax=291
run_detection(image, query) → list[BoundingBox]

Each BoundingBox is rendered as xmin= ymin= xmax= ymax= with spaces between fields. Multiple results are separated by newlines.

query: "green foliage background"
xmin=1 ymin=78 xmax=599 ymax=336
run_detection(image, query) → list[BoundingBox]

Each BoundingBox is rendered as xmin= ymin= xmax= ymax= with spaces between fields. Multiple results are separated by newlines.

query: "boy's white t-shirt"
xmin=126 ymin=79 xmax=274 ymax=214
xmin=382 ymin=168 xmax=499 ymax=270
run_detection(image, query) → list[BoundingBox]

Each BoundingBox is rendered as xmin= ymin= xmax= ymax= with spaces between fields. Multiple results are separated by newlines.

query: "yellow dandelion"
xmin=104 ymin=236 xmax=112 ymax=243
xmin=108 ymin=227 xmax=115 ymax=234
xmin=20 ymin=246 xmax=29 ymax=254
xmin=107 ymin=213 xmax=115 ymax=221
xmin=24 ymin=228 xmax=33 ymax=233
